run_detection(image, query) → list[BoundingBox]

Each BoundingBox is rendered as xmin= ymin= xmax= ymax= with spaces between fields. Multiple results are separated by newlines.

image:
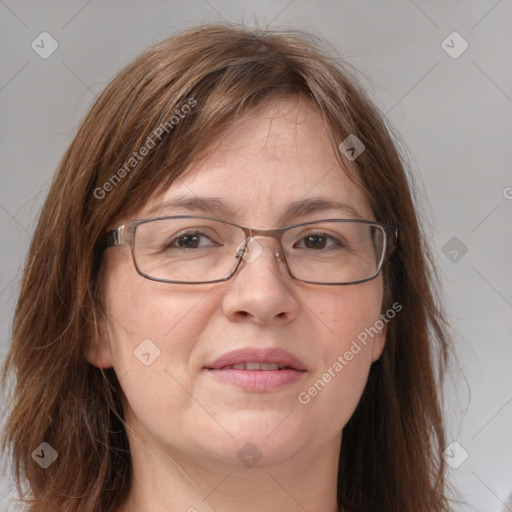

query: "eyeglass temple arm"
xmin=102 ymin=225 xmax=126 ymax=250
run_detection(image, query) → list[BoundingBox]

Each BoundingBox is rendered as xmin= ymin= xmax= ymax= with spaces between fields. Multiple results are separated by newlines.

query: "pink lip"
xmin=204 ymin=348 xmax=307 ymax=392
xmin=205 ymin=348 xmax=307 ymax=371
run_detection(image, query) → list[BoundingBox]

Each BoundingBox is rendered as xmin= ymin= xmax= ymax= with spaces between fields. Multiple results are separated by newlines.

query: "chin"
xmin=204 ymin=436 xmax=305 ymax=470
xmin=196 ymin=414 xmax=311 ymax=462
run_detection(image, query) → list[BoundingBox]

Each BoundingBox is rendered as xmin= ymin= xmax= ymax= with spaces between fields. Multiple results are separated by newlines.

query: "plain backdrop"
xmin=1 ymin=1 xmax=511 ymax=511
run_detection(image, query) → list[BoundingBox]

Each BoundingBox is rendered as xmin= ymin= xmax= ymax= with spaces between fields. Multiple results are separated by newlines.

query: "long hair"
xmin=1 ymin=23 xmax=451 ymax=511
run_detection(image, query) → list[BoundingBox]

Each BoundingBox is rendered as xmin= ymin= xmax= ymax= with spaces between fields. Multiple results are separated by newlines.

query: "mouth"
xmin=204 ymin=348 xmax=307 ymax=392
xmin=217 ymin=362 xmax=296 ymax=371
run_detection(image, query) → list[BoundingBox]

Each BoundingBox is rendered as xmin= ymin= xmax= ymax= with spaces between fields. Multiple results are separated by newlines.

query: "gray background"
xmin=1 ymin=1 xmax=511 ymax=511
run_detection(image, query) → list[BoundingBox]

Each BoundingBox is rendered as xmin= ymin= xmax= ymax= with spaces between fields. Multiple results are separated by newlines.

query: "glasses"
xmin=103 ymin=215 xmax=398 ymax=285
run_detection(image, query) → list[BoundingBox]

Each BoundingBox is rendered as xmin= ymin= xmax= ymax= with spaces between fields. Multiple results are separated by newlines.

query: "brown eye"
xmin=305 ymin=234 xmax=327 ymax=249
xmin=295 ymin=233 xmax=343 ymax=250
xmin=167 ymin=231 xmax=218 ymax=250
xmin=175 ymin=233 xmax=202 ymax=248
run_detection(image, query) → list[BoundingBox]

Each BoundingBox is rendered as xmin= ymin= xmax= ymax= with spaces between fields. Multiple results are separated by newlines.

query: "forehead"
xmin=141 ymin=98 xmax=374 ymax=224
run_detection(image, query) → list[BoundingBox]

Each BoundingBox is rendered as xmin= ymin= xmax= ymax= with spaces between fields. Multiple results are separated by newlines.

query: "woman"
xmin=1 ymin=24 xmax=452 ymax=511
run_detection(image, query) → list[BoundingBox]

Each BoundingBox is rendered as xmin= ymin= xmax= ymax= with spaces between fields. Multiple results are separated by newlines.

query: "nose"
xmin=221 ymin=237 xmax=299 ymax=324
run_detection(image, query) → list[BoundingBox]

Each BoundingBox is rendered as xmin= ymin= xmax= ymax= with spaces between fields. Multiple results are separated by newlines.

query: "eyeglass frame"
xmin=101 ymin=215 xmax=398 ymax=286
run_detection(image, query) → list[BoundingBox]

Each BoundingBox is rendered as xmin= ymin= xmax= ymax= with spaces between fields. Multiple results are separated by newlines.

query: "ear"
xmin=84 ymin=308 xmax=114 ymax=369
xmin=370 ymin=320 xmax=387 ymax=363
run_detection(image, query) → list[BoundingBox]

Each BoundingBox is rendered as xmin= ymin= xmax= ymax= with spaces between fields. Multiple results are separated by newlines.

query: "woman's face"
xmin=87 ymin=98 xmax=387 ymax=472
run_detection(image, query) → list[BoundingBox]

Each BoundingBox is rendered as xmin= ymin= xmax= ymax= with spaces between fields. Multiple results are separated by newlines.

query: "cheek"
xmin=309 ymin=278 xmax=384 ymax=353
xmin=100 ymin=261 xmax=219 ymax=428
xmin=297 ymin=280 xmax=383 ymax=427
xmin=102 ymin=255 xmax=212 ymax=367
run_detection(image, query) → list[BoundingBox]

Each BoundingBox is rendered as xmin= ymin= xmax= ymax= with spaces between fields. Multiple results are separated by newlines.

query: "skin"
xmin=85 ymin=97 xmax=387 ymax=512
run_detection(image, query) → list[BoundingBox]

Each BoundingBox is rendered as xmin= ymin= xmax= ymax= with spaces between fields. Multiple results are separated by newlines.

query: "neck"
xmin=118 ymin=432 xmax=342 ymax=512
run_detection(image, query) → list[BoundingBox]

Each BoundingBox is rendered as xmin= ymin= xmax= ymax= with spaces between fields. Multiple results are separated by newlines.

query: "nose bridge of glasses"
xmin=235 ymin=227 xmax=285 ymax=264
xmin=249 ymin=227 xmax=285 ymax=252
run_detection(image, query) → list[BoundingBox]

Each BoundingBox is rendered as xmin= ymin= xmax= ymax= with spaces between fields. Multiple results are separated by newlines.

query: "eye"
xmin=294 ymin=232 xmax=344 ymax=250
xmin=167 ymin=231 xmax=218 ymax=250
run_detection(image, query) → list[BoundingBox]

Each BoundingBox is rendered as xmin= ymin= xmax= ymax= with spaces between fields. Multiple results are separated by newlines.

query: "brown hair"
xmin=1 ymin=23 xmax=452 ymax=511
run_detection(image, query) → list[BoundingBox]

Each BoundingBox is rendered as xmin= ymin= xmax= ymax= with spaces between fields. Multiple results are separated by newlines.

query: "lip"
xmin=204 ymin=347 xmax=307 ymax=392
xmin=205 ymin=347 xmax=307 ymax=371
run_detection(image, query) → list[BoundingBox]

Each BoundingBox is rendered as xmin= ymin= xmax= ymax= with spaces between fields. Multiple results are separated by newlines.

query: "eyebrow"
xmin=147 ymin=195 xmax=365 ymax=222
